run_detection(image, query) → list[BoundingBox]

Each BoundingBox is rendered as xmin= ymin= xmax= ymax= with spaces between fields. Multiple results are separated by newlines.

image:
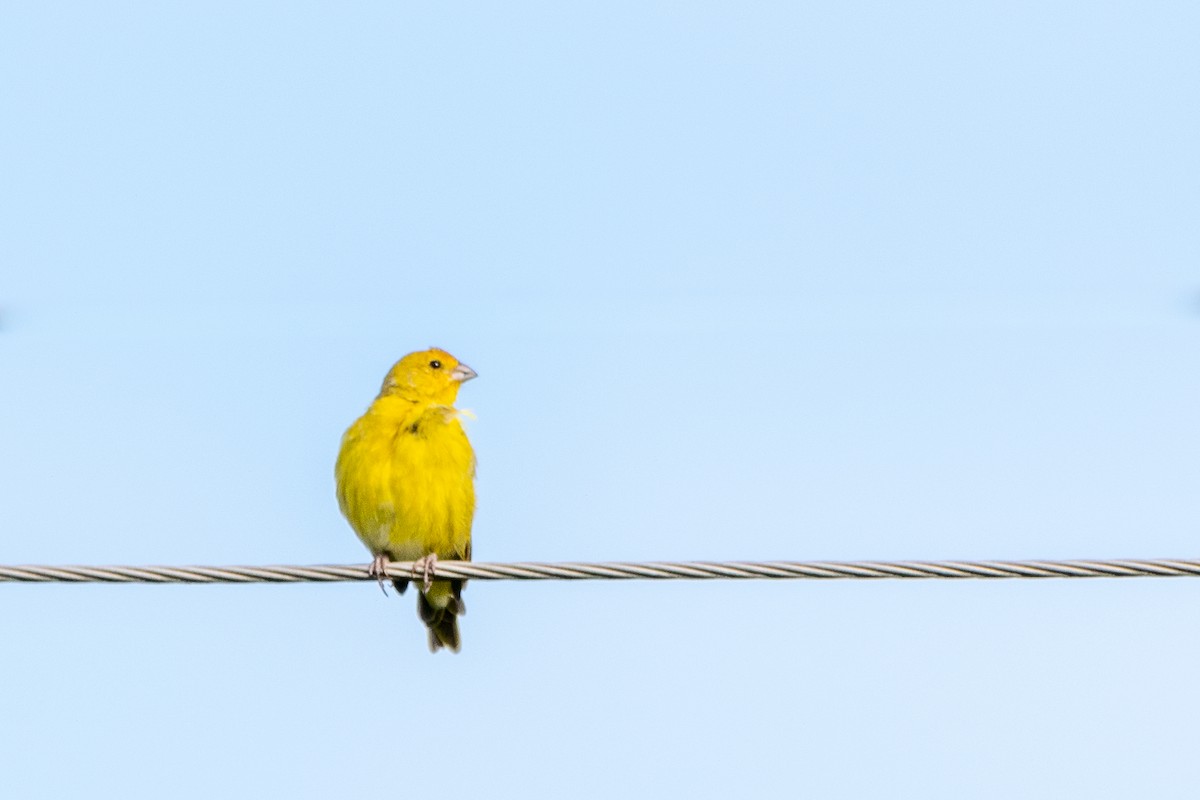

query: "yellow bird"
xmin=335 ymin=348 xmax=478 ymax=652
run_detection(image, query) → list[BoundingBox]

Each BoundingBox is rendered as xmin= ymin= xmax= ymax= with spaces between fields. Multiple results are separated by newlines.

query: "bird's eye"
xmin=429 ymin=360 xmax=442 ymax=369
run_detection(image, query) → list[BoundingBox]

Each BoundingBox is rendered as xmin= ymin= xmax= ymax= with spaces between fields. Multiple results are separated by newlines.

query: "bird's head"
xmin=379 ymin=348 xmax=477 ymax=404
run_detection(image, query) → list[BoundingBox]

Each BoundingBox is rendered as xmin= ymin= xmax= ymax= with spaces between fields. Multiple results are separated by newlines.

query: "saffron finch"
xmin=335 ymin=348 xmax=477 ymax=652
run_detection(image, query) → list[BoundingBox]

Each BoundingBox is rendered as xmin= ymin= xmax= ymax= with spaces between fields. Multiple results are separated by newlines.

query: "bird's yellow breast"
xmin=335 ymin=397 xmax=475 ymax=561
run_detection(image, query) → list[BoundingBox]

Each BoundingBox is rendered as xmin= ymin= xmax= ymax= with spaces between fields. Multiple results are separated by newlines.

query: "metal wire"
xmin=2 ymin=557 xmax=1200 ymax=584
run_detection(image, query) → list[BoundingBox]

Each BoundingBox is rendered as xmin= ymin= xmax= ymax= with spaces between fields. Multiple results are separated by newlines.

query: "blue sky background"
xmin=2 ymin=2 xmax=1199 ymax=797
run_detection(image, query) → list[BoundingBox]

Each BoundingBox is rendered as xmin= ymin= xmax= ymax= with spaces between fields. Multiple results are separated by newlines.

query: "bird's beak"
xmin=451 ymin=363 xmax=478 ymax=383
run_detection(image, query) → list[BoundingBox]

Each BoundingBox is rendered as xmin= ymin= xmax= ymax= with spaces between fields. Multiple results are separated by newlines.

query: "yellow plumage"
xmin=335 ymin=348 xmax=477 ymax=652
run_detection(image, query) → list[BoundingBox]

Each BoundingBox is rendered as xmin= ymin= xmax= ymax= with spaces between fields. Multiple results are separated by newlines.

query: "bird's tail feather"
xmin=418 ymin=579 xmax=467 ymax=653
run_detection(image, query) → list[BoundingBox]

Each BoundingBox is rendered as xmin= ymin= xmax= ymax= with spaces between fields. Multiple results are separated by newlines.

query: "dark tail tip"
xmin=417 ymin=580 xmax=465 ymax=653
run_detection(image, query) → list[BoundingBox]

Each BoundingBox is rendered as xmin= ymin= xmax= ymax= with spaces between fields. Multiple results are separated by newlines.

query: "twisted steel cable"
xmin=2 ymin=557 xmax=1200 ymax=584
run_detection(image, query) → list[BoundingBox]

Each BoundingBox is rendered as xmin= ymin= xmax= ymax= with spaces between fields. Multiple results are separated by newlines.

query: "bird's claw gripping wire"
xmin=412 ymin=554 xmax=438 ymax=591
xmin=368 ymin=554 xmax=390 ymax=596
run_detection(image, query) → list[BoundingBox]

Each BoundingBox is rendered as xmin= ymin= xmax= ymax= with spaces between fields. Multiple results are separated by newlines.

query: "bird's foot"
xmin=412 ymin=553 xmax=438 ymax=591
xmin=368 ymin=554 xmax=390 ymax=596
